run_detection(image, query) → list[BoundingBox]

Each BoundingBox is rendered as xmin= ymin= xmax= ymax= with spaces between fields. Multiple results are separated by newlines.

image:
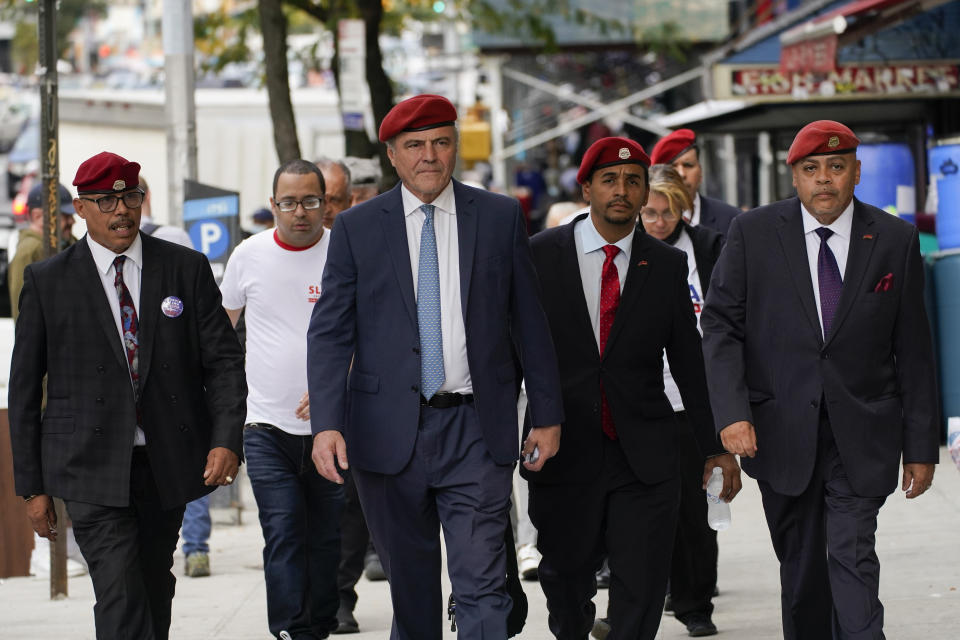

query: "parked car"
xmin=7 ymin=119 xmax=38 ymax=200
xmin=0 ymin=99 xmax=29 ymax=153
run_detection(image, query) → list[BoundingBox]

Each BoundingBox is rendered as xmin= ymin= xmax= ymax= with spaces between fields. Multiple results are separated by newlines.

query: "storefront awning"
xmin=780 ymin=0 xmax=953 ymax=72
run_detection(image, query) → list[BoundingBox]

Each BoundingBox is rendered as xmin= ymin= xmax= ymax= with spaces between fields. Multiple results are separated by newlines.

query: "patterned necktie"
xmin=113 ymin=255 xmax=140 ymax=403
xmin=814 ymin=227 xmax=843 ymax=337
xmin=417 ymin=204 xmax=445 ymax=400
xmin=599 ymin=244 xmax=620 ymax=440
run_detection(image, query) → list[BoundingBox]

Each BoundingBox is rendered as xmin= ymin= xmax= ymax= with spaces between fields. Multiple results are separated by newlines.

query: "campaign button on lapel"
xmin=161 ymin=296 xmax=184 ymax=318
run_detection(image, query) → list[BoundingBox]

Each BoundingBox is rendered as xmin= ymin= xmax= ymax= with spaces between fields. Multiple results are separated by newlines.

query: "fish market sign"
xmin=719 ymin=62 xmax=960 ymax=101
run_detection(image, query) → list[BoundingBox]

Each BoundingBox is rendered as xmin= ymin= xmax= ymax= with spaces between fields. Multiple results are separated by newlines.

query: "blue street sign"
xmin=188 ymin=218 xmax=231 ymax=259
xmin=183 ymin=195 xmax=239 ymax=221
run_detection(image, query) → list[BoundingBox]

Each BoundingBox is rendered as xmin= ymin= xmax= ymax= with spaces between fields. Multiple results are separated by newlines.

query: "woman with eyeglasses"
xmin=640 ymin=163 xmax=733 ymax=638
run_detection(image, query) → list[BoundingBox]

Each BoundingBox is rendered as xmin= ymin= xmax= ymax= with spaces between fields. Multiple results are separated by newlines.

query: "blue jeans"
xmin=182 ymin=494 xmax=211 ymax=556
xmin=244 ymin=424 xmax=344 ymax=640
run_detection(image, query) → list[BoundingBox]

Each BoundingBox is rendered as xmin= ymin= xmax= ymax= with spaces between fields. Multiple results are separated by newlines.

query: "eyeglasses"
xmin=275 ymin=196 xmax=324 ymax=212
xmin=640 ymin=209 xmax=680 ymax=223
xmin=79 ymin=189 xmax=145 ymax=213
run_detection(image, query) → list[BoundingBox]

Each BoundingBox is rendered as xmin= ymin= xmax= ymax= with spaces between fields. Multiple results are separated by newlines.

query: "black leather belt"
xmin=421 ymin=392 xmax=474 ymax=409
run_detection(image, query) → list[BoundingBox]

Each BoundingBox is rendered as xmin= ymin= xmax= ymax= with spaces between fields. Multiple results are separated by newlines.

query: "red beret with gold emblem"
xmin=786 ymin=120 xmax=860 ymax=165
xmin=73 ymin=151 xmax=141 ymax=194
xmin=378 ymin=94 xmax=458 ymax=142
xmin=650 ymin=128 xmax=697 ymax=165
xmin=577 ymin=137 xmax=650 ymax=185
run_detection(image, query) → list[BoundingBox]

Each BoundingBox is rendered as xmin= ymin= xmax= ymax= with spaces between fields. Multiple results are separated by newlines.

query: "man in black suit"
xmin=526 ymin=137 xmax=740 ymax=640
xmin=702 ymin=120 xmax=939 ymax=639
xmin=9 ymin=152 xmax=246 ymax=640
xmin=650 ymin=129 xmax=740 ymax=237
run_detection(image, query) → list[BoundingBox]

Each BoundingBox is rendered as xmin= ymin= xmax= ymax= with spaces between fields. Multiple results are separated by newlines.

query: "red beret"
xmin=577 ymin=137 xmax=650 ymax=185
xmin=378 ymin=94 xmax=458 ymax=142
xmin=786 ymin=120 xmax=860 ymax=165
xmin=650 ymin=129 xmax=697 ymax=165
xmin=73 ymin=151 xmax=141 ymax=194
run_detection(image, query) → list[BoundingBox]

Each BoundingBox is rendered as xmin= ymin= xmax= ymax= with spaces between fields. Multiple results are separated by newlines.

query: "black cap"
xmin=27 ymin=183 xmax=74 ymax=214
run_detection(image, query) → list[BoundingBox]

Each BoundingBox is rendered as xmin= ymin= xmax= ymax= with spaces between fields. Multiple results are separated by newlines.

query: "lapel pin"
xmin=862 ymin=234 xmax=874 ymax=240
xmin=638 ymin=260 xmax=648 ymax=266
xmin=161 ymin=296 xmax=184 ymax=318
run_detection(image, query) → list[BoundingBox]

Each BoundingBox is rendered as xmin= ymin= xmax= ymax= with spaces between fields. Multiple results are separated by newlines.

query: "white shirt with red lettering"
xmin=220 ymin=228 xmax=329 ymax=435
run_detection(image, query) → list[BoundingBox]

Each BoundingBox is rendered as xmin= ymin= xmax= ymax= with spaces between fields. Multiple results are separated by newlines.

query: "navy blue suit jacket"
xmin=307 ymin=180 xmax=564 ymax=475
xmin=699 ymin=194 xmax=740 ymax=238
xmin=702 ymin=197 xmax=939 ymax=497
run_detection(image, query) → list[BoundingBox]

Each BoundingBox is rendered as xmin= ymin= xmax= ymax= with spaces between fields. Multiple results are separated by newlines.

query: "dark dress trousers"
xmin=699 ymin=194 xmax=740 ymax=238
xmin=669 ymin=222 xmax=725 ymax=625
xmin=525 ymin=214 xmax=723 ymax=640
xmin=701 ymin=197 xmax=939 ymax=638
xmin=307 ymin=180 xmax=563 ymax=640
xmin=9 ymin=234 xmax=247 ymax=640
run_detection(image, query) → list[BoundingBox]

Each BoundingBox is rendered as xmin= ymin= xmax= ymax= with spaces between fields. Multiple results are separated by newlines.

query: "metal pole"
xmin=38 ymin=0 xmax=59 ymax=260
xmin=163 ymin=0 xmax=198 ymax=226
xmin=38 ymin=0 xmax=67 ymax=598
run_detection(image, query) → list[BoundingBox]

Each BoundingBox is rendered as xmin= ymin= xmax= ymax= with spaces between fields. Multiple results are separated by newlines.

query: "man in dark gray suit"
xmin=702 ymin=121 xmax=939 ymax=639
xmin=9 ymin=151 xmax=246 ymax=640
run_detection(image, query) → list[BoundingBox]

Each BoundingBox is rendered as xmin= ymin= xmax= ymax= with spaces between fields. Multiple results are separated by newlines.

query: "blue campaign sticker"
xmin=161 ymin=296 xmax=184 ymax=318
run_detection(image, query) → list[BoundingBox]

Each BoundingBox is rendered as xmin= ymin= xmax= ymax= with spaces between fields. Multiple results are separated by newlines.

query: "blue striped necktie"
xmin=417 ymin=204 xmax=445 ymax=399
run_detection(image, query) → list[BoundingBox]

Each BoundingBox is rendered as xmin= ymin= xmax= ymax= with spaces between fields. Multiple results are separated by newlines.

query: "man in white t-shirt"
xmin=220 ymin=159 xmax=343 ymax=640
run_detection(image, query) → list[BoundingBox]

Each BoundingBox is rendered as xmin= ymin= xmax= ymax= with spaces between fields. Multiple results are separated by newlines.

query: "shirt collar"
xmin=87 ymin=231 xmax=144 ymax=276
xmin=401 ymin=180 xmax=456 ymax=217
xmin=579 ymin=212 xmax=635 ymax=257
xmin=801 ymin=198 xmax=855 ymax=241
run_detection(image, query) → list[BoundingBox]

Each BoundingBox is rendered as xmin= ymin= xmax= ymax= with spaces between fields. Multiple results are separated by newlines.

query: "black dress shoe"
xmin=333 ymin=608 xmax=359 ymax=634
xmin=363 ymin=552 xmax=386 ymax=581
xmin=684 ymin=613 xmax=718 ymax=637
xmin=594 ymin=559 xmax=610 ymax=589
xmin=590 ymin=617 xmax=610 ymax=640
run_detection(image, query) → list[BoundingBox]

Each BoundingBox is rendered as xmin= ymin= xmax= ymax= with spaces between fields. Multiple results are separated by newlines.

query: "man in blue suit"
xmin=307 ymin=94 xmax=564 ymax=640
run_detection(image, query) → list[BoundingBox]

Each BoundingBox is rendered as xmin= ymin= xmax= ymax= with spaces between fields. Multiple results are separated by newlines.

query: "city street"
xmin=2 ymin=448 xmax=959 ymax=639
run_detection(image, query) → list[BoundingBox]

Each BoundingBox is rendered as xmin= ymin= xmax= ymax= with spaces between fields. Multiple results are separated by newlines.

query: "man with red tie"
xmin=524 ymin=137 xmax=739 ymax=639
xmin=702 ymin=121 xmax=939 ymax=638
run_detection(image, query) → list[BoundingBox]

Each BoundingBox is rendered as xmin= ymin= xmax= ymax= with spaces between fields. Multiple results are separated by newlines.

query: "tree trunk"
xmin=259 ymin=0 xmax=301 ymax=163
xmin=358 ymin=0 xmax=397 ymax=189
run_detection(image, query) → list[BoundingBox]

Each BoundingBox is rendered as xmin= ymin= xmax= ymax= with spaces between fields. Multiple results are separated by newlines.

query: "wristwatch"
xmin=23 ymin=494 xmax=38 ymax=502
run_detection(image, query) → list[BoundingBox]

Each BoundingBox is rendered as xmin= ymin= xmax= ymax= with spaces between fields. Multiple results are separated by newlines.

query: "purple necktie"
xmin=814 ymin=227 xmax=843 ymax=337
xmin=113 ymin=256 xmax=140 ymax=406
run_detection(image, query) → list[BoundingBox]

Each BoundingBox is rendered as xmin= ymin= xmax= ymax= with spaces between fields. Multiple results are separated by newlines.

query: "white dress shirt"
xmin=573 ymin=214 xmax=634 ymax=350
xmin=801 ymin=200 xmax=854 ymax=337
xmin=87 ymin=233 xmax=146 ymax=445
xmin=682 ymin=192 xmax=702 ymax=226
xmin=663 ymin=228 xmax=703 ymax=411
xmin=403 ymin=181 xmax=472 ymax=394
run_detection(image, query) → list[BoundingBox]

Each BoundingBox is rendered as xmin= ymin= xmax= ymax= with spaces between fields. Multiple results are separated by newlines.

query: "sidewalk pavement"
xmin=2 ymin=447 xmax=959 ymax=639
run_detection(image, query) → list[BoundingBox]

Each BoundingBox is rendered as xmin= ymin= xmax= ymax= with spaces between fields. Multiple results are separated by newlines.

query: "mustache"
xmin=606 ymin=198 xmax=633 ymax=209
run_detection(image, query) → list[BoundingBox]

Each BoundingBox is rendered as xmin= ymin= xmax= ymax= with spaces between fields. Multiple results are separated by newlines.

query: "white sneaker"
xmin=516 ymin=544 xmax=541 ymax=581
xmin=30 ymin=534 xmax=87 ymax=578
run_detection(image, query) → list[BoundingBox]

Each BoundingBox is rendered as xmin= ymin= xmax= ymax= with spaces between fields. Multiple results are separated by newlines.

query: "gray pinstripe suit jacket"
xmin=9 ymin=233 xmax=247 ymax=509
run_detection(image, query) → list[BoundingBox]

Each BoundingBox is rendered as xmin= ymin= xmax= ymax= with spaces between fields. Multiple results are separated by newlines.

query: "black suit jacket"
xmin=9 ymin=234 xmax=247 ymax=509
xmin=702 ymin=197 xmax=939 ymax=498
xmin=699 ymin=194 xmax=740 ymax=238
xmin=685 ymin=222 xmax=724 ymax=294
xmin=524 ymin=213 xmax=722 ymax=486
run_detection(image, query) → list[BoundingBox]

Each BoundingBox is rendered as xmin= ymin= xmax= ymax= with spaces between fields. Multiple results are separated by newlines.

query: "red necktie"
xmin=599 ymin=245 xmax=620 ymax=440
